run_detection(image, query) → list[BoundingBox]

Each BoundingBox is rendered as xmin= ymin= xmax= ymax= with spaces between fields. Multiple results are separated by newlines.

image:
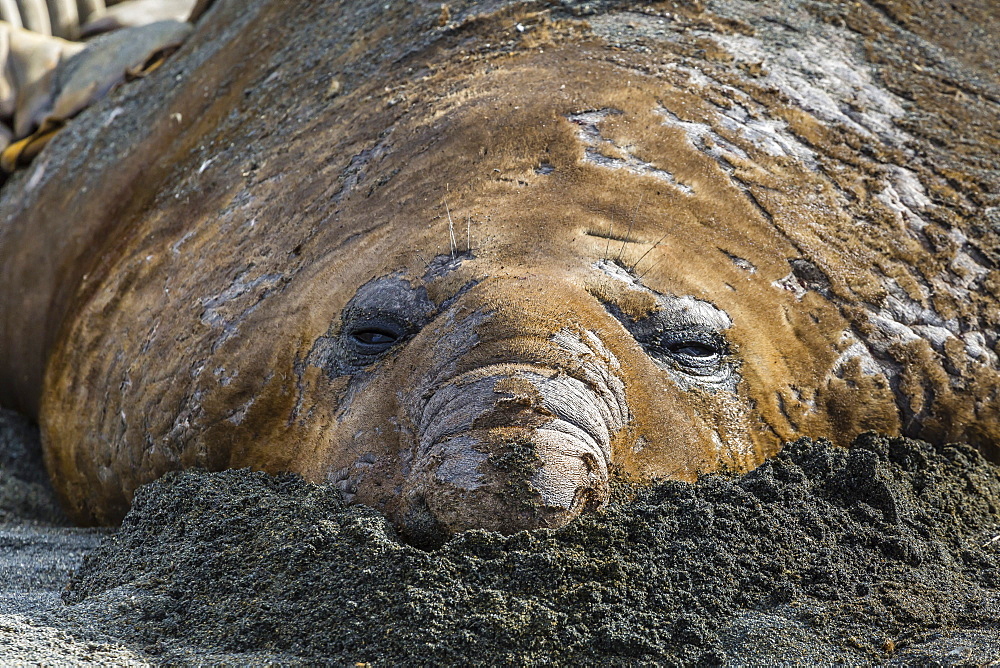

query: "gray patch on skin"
xmin=552 ymin=329 xmax=630 ymax=431
xmin=331 ymin=128 xmax=394 ymax=203
xmin=170 ymin=228 xmax=197 ymax=254
xmin=830 ymin=331 xmax=884 ymax=379
xmin=858 ymin=274 xmax=998 ymax=368
xmin=868 ymin=313 xmax=922 ymax=352
xmin=655 ymin=106 xmax=750 ymax=171
xmin=652 ymin=293 xmax=732 ymax=333
xmin=528 ymin=365 xmax=624 ymax=463
xmin=912 ymin=325 xmax=953 ymax=351
xmin=961 ymin=332 xmax=996 ymax=364
xmin=986 ymin=207 xmax=1000 ymax=231
xmin=596 ymin=258 xmax=652 ymax=293
xmin=773 ymin=259 xmax=830 ymax=300
xmin=715 ymin=103 xmax=818 ymax=168
xmin=417 ymin=373 xmax=499 ymax=454
xmin=788 ymin=259 xmax=830 ymax=293
xmin=596 ymin=259 xmax=733 ymax=330
xmin=722 ymin=250 xmax=756 ymax=274
xmin=199 ymin=269 xmax=284 ymax=350
xmin=567 ymin=108 xmax=694 ymax=194
xmin=326 ymin=467 xmax=350 ymax=484
xmin=875 ymin=165 xmax=936 ymax=244
xmin=328 ymin=447 xmax=364 ymax=493
xmin=707 ymin=23 xmax=908 ymax=146
xmin=355 ymin=452 xmax=377 ymax=466
xmin=941 ymin=226 xmax=990 ymax=288
xmin=422 ymin=251 xmax=474 ymax=281
xmin=225 ymin=396 xmax=255 ymax=426
xmin=620 ymin=59 xmax=818 ymax=169
xmin=212 ymin=366 xmax=238 ymax=387
xmin=879 ymin=275 xmax=957 ymax=333
xmin=408 ymin=308 xmax=490 ymax=419
xmin=772 ymin=272 xmax=807 ymax=300
xmin=527 ymin=331 xmax=630 ymax=509
xmin=428 ymin=436 xmax=489 ymax=491
xmin=161 ymin=388 xmax=205 ymax=459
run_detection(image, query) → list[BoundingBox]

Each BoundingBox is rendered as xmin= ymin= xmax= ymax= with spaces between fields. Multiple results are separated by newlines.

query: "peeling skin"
xmin=570 ymin=108 xmax=694 ymax=194
xmin=0 ymin=0 xmax=997 ymax=537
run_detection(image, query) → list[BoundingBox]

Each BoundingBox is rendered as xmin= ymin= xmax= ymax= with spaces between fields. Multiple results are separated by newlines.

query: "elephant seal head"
xmin=312 ymin=255 xmax=756 ymax=543
xmin=9 ymin=1 xmax=994 ymax=545
xmin=37 ymin=56 xmax=886 ymax=546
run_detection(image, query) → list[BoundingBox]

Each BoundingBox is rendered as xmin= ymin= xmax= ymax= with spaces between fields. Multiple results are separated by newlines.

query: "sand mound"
xmin=56 ymin=433 xmax=999 ymax=664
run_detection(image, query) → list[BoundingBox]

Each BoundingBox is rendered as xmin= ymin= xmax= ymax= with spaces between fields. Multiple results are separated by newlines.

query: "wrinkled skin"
xmin=0 ymin=0 xmax=997 ymax=545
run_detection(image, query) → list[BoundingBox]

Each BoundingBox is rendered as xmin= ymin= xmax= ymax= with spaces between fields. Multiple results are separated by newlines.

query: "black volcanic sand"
xmin=24 ymin=432 xmax=991 ymax=664
xmin=1 ymin=407 xmax=998 ymax=663
xmin=0 ymin=410 xmax=67 ymax=525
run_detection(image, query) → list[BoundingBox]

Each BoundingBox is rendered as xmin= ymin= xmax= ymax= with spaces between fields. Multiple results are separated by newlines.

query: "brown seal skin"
xmin=0 ymin=0 xmax=998 ymax=545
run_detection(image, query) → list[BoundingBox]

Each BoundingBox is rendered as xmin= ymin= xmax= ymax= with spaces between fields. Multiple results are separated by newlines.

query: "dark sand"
xmin=1 ymin=408 xmax=998 ymax=664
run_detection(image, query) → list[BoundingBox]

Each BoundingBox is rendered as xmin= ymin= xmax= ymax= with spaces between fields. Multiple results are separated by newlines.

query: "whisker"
xmin=604 ymin=216 xmax=614 ymax=260
xmin=630 ymin=231 xmax=669 ymax=272
xmin=445 ymin=201 xmax=456 ymax=259
xmin=616 ymin=193 xmax=644 ymax=263
xmin=415 ymin=251 xmax=432 ymax=269
xmin=639 ymin=256 xmax=665 ymax=279
xmin=466 ymin=216 xmax=471 ymax=252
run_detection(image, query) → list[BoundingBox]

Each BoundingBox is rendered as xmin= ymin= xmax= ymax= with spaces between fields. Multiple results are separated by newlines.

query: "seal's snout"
xmin=398 ymin=328 xmax=628 ymax=547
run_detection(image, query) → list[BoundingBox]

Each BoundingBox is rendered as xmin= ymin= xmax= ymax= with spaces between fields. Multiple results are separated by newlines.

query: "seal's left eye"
xmin=667 ymin=341 xmax=719 ymax=358
xmin=642 ymin=331 xmax=727 ymax=377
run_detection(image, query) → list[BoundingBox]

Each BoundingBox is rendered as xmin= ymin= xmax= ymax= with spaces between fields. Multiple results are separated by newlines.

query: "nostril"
xmin=573 ymin=453 xmax=609 ymax=513
xmin=529 ymin=425 xmax=611 ymax=512
xmin=396 ymin=421 xmax=613 ymax=547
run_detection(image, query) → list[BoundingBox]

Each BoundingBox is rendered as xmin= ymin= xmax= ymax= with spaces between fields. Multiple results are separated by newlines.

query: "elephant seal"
xmin=0 ymin=0 xmax=997 ymax=545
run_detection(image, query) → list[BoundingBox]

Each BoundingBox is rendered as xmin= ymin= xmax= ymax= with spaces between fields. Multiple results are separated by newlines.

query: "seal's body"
xmin=1 ymin=0 xmax=997 ymax=544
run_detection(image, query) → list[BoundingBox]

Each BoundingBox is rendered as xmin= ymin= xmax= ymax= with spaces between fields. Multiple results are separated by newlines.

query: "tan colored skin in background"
xmin=0 ymin=0 xmax=997 ymax=542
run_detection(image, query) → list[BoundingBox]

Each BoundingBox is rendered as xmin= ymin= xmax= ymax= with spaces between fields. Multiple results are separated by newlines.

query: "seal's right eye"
xmin=316 ymin=273 xmax=437 ymax=376
xmin=345 ymin=322 xmax=406 ymax=356
xmin=350 ymin=327 xmax=400 ymax=350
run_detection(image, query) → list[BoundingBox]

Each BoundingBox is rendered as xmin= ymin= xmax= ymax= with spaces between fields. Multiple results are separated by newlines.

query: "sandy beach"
xmin=2 ymin=408 xmax=998 ymax=664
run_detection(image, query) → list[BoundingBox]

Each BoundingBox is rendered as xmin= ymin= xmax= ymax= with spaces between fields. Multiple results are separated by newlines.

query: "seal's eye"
xmin=643 ymin=331 xmax=726 ymax=376
xmin=667 ymin=341 xmax=719 ymax=359
xmin=316 ymin=274 xmax=438 ymax=377
xmin=348 ymin=326 xmax=402 ymax=353
xmin=591 ymin=259 xmax=737 ymax=390
xmin=352 ymin=329 xmax=397 ymax=346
